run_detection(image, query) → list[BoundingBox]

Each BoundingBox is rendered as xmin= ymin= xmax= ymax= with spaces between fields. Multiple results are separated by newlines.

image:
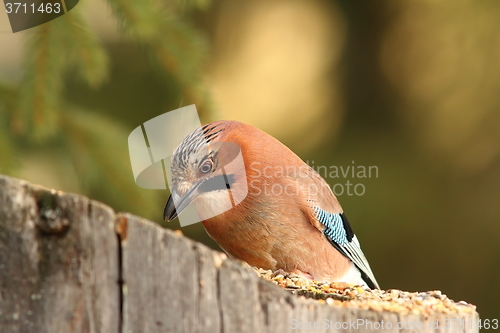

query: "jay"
xmin=164 ymin=121 xmax=379 ymax=289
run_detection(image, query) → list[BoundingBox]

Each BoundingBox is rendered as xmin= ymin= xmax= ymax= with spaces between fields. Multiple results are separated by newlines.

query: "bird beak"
xmin=163 ymin=183 xmax=201 ymax=221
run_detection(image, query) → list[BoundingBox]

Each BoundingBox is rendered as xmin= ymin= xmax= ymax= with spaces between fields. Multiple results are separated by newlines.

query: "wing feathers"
xmin=288 ymin=164 xmax=379 ymax=289
xmin=314 ymin=208 xmax=379 ymax=289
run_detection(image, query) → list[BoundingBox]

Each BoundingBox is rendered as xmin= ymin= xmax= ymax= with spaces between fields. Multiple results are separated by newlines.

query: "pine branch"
xmin=154 ymin=16 xmax=212 ymax=110
xmin=106 ymin=0 xmax=213 ymax=110
xmin=60 ymin=11 xmax=109 ymax=88
xmin=18 ymin=22 xmax=66 ymax=140
xmin=17 ymin=8 xmax=108 ymax=141
xmin=106 ymin=0 xmax=165 ymax=39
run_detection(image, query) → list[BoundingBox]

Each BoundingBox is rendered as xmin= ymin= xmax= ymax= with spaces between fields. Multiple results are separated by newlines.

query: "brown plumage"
xmin=165 ymin=121 xmax=379 ymax=288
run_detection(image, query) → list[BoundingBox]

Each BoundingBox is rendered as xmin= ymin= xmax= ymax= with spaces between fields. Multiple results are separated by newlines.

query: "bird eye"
xmin=199 ymin=159 xmax=213 ymax=174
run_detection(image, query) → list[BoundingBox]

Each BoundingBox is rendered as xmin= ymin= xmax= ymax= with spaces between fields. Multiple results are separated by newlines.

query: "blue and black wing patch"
xmin=315 ymin=209 xmax=350 ymax=246
xmin=313 ymin=207 xmax=379 ymax=289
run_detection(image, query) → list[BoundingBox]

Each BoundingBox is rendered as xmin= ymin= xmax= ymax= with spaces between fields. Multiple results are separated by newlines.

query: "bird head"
xmin=163 ymin=121 xmax=247 ymax=222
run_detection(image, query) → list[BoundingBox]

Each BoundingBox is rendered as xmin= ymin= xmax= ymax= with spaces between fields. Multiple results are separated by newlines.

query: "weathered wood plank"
xmin=0 ymin=175 xmax=119 ymax=333
xmin=118 ymin=213 xmax=223 ymax=333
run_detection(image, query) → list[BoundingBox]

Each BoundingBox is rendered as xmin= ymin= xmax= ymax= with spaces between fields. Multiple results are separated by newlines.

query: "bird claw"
xmin=271 ymin=268 xmax=314 ymax=280
xmin=271 ymin=268 xmax=289 ymax=278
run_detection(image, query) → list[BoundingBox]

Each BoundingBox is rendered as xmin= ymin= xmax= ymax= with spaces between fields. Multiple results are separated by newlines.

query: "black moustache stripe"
xmin=198 ymin=174 xmax=235 ymax=192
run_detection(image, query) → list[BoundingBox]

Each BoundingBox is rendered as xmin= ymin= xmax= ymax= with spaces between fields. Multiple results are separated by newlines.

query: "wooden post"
xmin=0 ymin=175 xmax=479 ymax=332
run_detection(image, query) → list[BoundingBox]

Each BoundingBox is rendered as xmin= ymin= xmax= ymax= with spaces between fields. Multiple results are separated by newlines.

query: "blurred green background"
xmin=1 ymin=0 xmax=499 ymax=323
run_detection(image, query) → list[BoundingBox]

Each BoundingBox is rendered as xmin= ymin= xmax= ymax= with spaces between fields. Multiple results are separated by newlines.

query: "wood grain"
xmin=0 ymin=175 xmax=119 ymax=333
